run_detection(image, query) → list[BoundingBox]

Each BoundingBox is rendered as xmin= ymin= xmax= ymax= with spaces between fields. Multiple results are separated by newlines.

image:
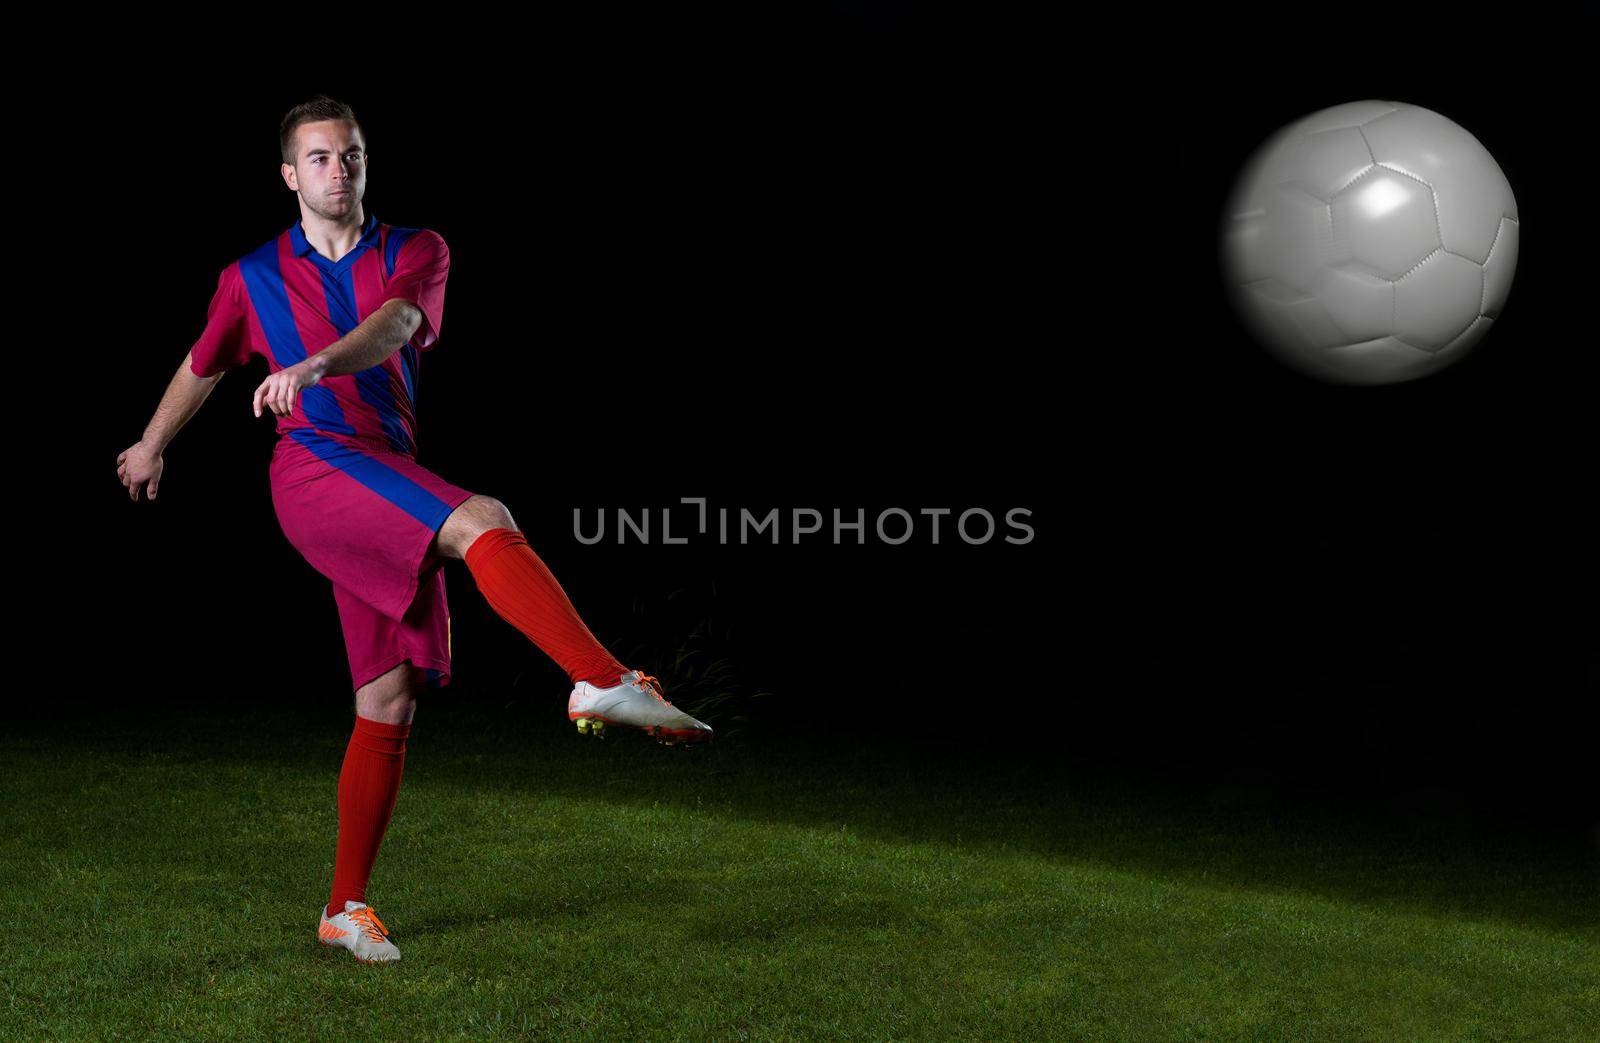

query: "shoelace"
xmin=634 ymin=672 xmax=669 ymax=705
xmin=347 ymin=907 xmax=389 ymax=943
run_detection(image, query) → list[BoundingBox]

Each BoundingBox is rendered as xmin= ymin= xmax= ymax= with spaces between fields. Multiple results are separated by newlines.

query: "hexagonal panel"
xmin=1394 ymin=251 xmax=1483 ymax=350
xmin=1314 ymin=265 xmax=1394 ymax=343
xmin=1331 ymin=167 xmax=1440 ymax=278
xmin=1362 ymin=106 xmax=1517 ymax=262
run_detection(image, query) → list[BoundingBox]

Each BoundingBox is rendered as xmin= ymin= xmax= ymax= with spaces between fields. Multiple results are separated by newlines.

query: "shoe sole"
xmin=317 ymin=938 xmax=400 ymax=964
xmin=570 ymin=713 xmax=712 ymax=746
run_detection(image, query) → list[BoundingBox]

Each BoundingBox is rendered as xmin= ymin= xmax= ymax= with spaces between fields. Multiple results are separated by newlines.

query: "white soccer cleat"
xmin=569 ymin=670 xmax=713 ymax=746
xmin=317 ymin=900 xmax=401 ymax=964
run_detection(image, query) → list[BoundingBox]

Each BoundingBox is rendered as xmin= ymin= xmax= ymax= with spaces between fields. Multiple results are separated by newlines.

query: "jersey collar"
xmin=290 ymin=211 xmax=381 ymax=262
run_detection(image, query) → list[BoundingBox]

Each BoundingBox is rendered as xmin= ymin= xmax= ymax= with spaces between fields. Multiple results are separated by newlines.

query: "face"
xmin=284 ymin=119 xmax=367 ymax=221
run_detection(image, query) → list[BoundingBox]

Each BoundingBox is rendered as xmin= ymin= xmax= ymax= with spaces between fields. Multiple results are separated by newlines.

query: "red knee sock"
xmin=326 ymin=714 xmax=410 ymax=919
xmin=464 ymin=528 xmax=627 ymax=687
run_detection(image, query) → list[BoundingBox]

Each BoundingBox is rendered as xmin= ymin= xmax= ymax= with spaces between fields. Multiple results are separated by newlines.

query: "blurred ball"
xmin=1221 ymin=101 xmax=1518 ymax=386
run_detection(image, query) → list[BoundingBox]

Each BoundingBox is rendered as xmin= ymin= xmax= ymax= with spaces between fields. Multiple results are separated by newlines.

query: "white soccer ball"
xmin=1221 ymin=101 xmax=1519 ymax=386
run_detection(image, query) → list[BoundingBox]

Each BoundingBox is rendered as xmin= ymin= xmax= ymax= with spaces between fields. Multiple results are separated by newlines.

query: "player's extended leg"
xmin=434 ymin=495 xmax=626 ymax=686
xmin=434 ymin=495 xmax=712 ymax=745
xmin=317 ymin=661 xmax=414 ymax=964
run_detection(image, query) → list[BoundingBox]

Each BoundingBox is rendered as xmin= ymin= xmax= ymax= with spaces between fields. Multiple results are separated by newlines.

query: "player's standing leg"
xmin=316 ymin=661 xmax=414 ymax=964
xmin=435 ymin=495 xmax=712 ymax=745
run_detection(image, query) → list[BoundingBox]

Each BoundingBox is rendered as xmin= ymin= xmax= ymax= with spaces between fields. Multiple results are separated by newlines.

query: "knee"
xmin=354 ymin=677 xmax=418 ymax=725
xmin=474 ymin=496 xmax=517 ymax=532
xmin=439 ymin=495 xmax=518 ymax=559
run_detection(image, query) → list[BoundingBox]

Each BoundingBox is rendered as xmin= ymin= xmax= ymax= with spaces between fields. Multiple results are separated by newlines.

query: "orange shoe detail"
xmin=347 ymin=906 xmax=389 ymax=944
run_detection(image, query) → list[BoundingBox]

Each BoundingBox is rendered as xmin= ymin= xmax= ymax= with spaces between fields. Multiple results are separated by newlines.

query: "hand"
xmin=253 ymin=359 xmax=325 ymax=419
xmin=117 ymin=440 xmax=164 ymax=503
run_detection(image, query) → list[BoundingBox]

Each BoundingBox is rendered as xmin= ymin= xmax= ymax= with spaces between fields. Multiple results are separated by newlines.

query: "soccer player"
xmin=116 ymin=95 xmax=711 ymax=965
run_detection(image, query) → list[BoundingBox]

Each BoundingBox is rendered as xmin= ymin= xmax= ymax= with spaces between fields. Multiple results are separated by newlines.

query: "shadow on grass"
xmin=8 ymin=692 xmax=1598 ymax=944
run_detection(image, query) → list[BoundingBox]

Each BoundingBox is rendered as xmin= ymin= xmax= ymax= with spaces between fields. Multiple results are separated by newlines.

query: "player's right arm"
xmin=117 ymin=352 xmax=224 ymax=503
xmin=121 ymin=264 xmax=256 ymax=503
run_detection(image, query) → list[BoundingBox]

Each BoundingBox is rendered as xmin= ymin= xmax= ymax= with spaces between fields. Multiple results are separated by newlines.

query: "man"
xmin=116 ymin=95 xmax=711 ymax=966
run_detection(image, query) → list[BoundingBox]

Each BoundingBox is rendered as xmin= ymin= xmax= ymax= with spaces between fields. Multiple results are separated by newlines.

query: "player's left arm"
xmin=251 ymin=300 xmax=423 ymax=419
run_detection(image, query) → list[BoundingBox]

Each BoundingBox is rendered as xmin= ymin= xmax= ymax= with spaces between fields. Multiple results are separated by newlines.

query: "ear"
xmin=282 ymin=163 xmax=298 ymax=192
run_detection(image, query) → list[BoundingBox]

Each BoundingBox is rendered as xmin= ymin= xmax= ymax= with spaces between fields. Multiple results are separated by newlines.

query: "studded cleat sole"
xmin=643 ymin=724 xmax=712 ymax=747
xmin=571 ymin=713 xmax=710 ymax=746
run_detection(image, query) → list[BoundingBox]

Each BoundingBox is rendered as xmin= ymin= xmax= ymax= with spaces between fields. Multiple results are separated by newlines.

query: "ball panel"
xmin=1315 ymin=266 xmax=1394 ymax=343
xmin=1331 ymin=167 xmax=1440 ymax=278
xmin=1261 ymin=184 xmax=1333 ymax=296
xmin=1283 ymin=127 xmax=1375 ymax=200
xmin=1361 ymin=106 xmax=1516 ymax=263
xmin=1436 ymin=315 xmax=1493 ymax=364
xmin=1322 ymin=337 xmax=1445 ymax=385
xmin=1394 ymin=251 xmax=1484 ymax=350
xmin=1235 ymin=282 xmax=1347 ymax=355
xmin=1481 ymin=218 xmax=1519 ymax=319
xmin=1285 ymin=100 xmax=1401 ymax=137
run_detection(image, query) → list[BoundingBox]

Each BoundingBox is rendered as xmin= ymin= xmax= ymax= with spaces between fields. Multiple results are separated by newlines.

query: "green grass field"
xmin=3 ymin=696 xmax=1596 ymax=1040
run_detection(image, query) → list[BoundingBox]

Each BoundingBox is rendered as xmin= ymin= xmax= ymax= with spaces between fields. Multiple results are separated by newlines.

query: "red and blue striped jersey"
xmin=188 ymin=212 xmax=449 ymax=456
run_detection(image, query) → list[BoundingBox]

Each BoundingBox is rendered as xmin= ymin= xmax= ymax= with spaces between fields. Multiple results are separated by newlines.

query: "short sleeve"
xmin=380 ymin=230 xmax=450 ymax=351
xmin=188 ymin=265 xmax=254 ymax=378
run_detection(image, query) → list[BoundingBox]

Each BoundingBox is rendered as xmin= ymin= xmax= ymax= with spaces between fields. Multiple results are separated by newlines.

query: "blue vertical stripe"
xmin=384 ymin=227 xmax=418 ymax=277
xmin=287 ymin=429 xmax=456 ymax=529
xmin=386 ymin=227 xmax=423 ymax=430
xmin=239 ymin=239 xmax=354 ymax=437
xmin=399 ymin=343 xmax=418 ymax=404
xmin=319 ymin=264 xmax=413 ymax=455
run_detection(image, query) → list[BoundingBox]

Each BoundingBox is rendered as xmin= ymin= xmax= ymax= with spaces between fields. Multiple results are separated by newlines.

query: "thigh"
xmin=332 ymin=569 xmax=455 ymax=695
xmin=272 ymin=434 xmax=475 ymax=623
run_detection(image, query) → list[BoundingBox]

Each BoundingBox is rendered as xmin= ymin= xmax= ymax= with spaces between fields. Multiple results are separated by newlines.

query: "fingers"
xmin=253 ymin=375 xmax=302 ymax=418
xmin=256 ymin=377 xmax=283 ymax=418
xmin=117 ymin=445 xmax=160 ymax=503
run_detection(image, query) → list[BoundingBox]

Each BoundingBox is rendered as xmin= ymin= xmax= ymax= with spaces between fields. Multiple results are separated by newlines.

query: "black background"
xmin=65 ymin=12 xmax=1590 ymax=814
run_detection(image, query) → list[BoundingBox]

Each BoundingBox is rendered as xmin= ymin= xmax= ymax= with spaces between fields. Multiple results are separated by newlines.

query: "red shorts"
xmin=269 ymin=431 xmax=475 ymax=693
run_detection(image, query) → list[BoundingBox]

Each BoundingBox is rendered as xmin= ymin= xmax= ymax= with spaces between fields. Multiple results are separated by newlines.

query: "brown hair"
xmin=279 ymin=95 xmax=363 ymax=166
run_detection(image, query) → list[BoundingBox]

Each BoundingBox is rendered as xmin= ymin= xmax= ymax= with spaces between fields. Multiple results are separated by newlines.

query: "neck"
xmin=299 ymin=205 xmax=366 ymax=262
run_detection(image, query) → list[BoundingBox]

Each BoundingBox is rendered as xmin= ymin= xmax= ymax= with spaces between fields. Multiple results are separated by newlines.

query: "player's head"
xmin=279 ymin=95 xmax=367 ymax=222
